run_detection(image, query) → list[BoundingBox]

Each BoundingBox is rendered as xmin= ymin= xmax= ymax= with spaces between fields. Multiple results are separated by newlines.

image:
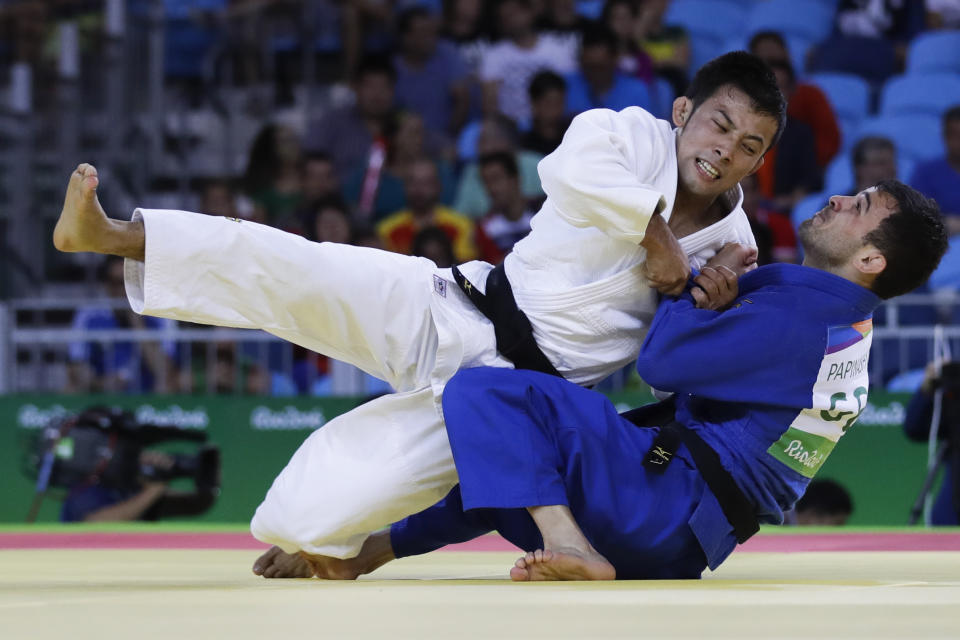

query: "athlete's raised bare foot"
xmin=53 ymin=163 xmax=145 ymax=260
xmin=53 ymin=164 xmax=110 ymax=253
xmin=509 ymin=547 xmax=616 ymax=582
xmin=252 ymin=546 xmax=313 ymax=579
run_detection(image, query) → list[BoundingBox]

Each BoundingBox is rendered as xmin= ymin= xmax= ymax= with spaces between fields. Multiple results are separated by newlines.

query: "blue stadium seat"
xmin=879 ymin=73 xmax=960 ymax=118
xmin=745 ymin=0 xmax=836 ymax=44
xmin=651 ymin=76 xmax=676 ymax=120
xmin=807 ymin=72 xmax=871 ymax=140
xmin=791 ymin=191 xmax=827 ymax=231
xmin=821 ymin=151 xmax=916 ymax=195
xmin=807 ymin=36 xmax=897 ymax=87
xmin=906 ymin=31 xmax=960 ymax=74
xmin=853 ymin=115 xmax=944 ymax=162
xmin=664 ymin=1 xmax=750 ymax=44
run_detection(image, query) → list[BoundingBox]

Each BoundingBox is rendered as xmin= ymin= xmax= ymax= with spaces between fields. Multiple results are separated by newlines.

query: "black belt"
xmin=451 ymin=263 xmax=562 ymax=378
xmin=624 ymin=400 xmax=759 ymax=544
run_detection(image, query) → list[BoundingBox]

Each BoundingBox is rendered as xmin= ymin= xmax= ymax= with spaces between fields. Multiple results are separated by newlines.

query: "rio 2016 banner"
xmin=0 ymin=391 xmax=929 ymax=525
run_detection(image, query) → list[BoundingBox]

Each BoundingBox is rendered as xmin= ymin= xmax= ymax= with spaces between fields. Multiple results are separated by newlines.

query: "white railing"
xmin=2 ymin=290 xmax=958 ymax=395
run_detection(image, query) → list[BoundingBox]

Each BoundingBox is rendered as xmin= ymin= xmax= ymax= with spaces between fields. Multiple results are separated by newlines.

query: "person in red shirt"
xmin=750 ymin=31 xmax=841 ymax=169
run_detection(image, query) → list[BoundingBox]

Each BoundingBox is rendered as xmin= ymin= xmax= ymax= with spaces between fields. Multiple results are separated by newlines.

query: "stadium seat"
xmin=744 ymin=0 xmax=836 ymax=44
xmin=791 ymin=191 xmax=827 ymax=231
xmin=853 ymin=114 xmax=944 ymax=162
xmin=879 ymin=73 xmax=960 ymax=118
xmin=651 ymin=76 xmax=676 ymax=120
xmin=821 ymin=151 xmax=916 ymax=195
xmin=807 ymin=36 xmax=897 ymax=87
xmin=906 ymin=31 xmax=960 ymax=74
xmin=807 ymin=72 xmax=871 ymax=135
xmin=664 ymin=1 xmax=750 ymax=45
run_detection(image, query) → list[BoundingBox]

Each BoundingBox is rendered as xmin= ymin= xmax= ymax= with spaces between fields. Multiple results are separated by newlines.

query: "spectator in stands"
xmin=307 ymin=198 xmax=354 ymax=245
xmin=635 ymin=0 xmax=690 ymax=96
xmin=601 ymin=0 xmax=655 ymax=83
xmin=297 ymin=153 xmax=341 ymax=220
xmin=199 ymin=178 xmax=241 ymax=219
xmin=304 ymin=55 xmax=397 ymax=181
xmin=910 ymin=106 xmax=960 ymax=235
xmin=740 ymin=173 xmax=798 ymax=265
xmin=67 ymin=256 xmax=177 ymax=394
xmin=242 ymin=123 xmax=303 ymax=229
xmin=442 ymin=0 xmax=495 ymax=120
xmin=537 ymin=0 xmax=591 ymax=50
xmin=394 ymin=6 xmax=470 ymax=137
xmin=852 ymin=136 xmax=898 ymax=195
xmin=754 ymin=60 xmax=823 ymax=212
xmin=343 ymin=111 xmax=457 ymax=220
xmin=480 ymin=0 xmax=578 ymax=125
xmin=521 ymin=70 xmax=570 ymax=156
xmin=411 ymin=226 xmax=458 ymax=268
xmin=378 ymin=158 xmax=478 ymax=261
xmin=793 ymin=479 xmax=854 ymax=526
xmin=749 ymin=31 xmax=841 ymax=169
xmin=926 ymin=0 xmax=960 ymax=28
xmin=475 ymin=151 xmax=537 ymax=264
xmin=564 ymin=22 xmax=653 ymax=116
xmin=341 ymin=0 xmax=397 ymax=82
xmin=902 ymin=360 xmax=960 ymax=526
xmin=453 ymin=114 xmax=545 ymax=218
xmin=835 ymin=0 xmax=926 ymax=63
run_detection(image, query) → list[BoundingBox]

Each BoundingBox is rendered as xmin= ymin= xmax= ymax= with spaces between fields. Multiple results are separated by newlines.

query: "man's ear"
xmin=855 ymin=245 xmax=887 ymax=278
xmin=672 ymin=97 xmax=693 ymax=128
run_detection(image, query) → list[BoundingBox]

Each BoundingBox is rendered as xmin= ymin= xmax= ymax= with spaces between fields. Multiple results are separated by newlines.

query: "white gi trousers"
xmin=125 ymin=209 xmax=510 ymax=557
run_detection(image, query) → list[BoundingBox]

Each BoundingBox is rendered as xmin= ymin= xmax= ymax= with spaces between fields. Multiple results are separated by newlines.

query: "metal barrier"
xmin=2 ymin=290 xmax=958 ymax=395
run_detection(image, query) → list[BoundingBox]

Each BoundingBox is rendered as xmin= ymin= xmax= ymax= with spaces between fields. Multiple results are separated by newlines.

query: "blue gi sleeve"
xmin=636 ymin=289 xmax=822 ymax=406
xmin=389 ymin=486 xmax=495 ymax=559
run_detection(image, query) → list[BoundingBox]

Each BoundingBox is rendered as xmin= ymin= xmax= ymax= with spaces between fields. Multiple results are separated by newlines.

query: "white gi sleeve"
xmin=537 ymin=107 xmax=669 ymax=245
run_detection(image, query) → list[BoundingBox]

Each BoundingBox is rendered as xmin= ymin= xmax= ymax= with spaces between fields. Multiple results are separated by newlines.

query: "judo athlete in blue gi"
xmin=288 ymin=180 xmax=947 ymax=581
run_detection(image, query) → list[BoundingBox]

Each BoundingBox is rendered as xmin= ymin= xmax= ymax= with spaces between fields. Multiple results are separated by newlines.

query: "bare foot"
xmin=252 ymin=546 xmax=313 ymax=579
xmin=53 ymin=163 xmax=109 ymax=253
xmin=298 ymin=551 xmax=364 ymax=580
xmin=509 ymin=548 xmax=616 ymax=582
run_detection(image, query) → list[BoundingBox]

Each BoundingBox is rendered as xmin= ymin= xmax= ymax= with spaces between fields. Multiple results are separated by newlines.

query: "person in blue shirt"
xmin=564 ymin=22 xmax=653 ymax=116
xmin=910 ymin=106 xmax=960 ymax=236
xmin=255 ymin=180 xmax=948 ymax=581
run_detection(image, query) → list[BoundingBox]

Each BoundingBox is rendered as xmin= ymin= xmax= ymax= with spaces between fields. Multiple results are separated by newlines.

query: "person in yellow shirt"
xmin=377 ymin=158 xmax=478 ymax=262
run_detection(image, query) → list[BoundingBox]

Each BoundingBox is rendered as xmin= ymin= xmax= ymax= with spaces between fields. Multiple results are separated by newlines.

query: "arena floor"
xmin=2 ymin=527 xmax=959 ymax=640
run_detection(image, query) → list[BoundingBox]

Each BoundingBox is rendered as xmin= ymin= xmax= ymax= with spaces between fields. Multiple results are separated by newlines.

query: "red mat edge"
xmin=2 ymin=531 xmax=960 ymax=552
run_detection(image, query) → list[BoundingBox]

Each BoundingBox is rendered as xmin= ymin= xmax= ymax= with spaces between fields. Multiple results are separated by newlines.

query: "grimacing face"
xmin=798 ymin=187 xmax=897 ymax=268
xmin=674 ymin=86 xmax=779 ymax=200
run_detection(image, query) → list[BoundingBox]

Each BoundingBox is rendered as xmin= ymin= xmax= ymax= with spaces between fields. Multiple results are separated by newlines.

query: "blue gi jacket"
xmin=391 ymin=264 xmax=881 ymax=577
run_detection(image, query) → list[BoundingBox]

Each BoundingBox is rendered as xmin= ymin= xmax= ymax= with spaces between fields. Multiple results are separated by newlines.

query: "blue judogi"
xmin=391 ymin=264 xmax=881 ymax=578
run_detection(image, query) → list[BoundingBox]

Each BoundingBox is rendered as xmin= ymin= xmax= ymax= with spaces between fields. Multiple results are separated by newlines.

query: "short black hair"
xmin=685 ymin=51 xmax=787 ymax=150
xmin=580 ymin=21 xmax=618 ymax=55
xmin=852 ymin=136 xmax=895 ymax=167
xmin=944 ymin=105 xmax=960 ymax=127
xmin=864 ymin=179 xmax=948 ymax=299
xmin=528 ymin=70 xmax=566 ymax=101
xmin=748 ymin=30 xmax=788 ymax=54
xmin=356 ymin=54 xmax=396 ymax=84
xmin=795 ymin=479 xmax=853 ymax=517
xmin=478 ymin=151 xmax=519 ymax=178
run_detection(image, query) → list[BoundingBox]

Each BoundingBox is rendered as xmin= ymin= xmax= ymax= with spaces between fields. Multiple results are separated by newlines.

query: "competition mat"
xmin=2 ymin=526 xmax=959 ymax=639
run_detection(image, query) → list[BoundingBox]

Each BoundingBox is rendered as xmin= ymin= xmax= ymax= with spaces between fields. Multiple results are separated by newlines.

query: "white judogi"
xmin=124 ymin=107 xmax=755 ymax=558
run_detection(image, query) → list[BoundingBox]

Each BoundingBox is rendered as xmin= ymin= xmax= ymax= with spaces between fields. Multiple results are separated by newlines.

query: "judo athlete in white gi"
xmin=53 ymin=52 xmax=785 ymax=564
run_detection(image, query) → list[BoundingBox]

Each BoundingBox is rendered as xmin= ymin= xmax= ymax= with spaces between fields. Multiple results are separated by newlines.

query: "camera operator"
xmin=903 ymin=360 xmax=960 ymax=525
xmin=60 ymin=451 xmax=207 ymax=523
xmin=37 ymin=407 xmax=220 ymax=523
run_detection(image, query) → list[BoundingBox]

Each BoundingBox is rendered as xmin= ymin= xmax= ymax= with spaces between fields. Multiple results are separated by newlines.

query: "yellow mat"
xmin=2 ymin=549 xmax=958 ymax=639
